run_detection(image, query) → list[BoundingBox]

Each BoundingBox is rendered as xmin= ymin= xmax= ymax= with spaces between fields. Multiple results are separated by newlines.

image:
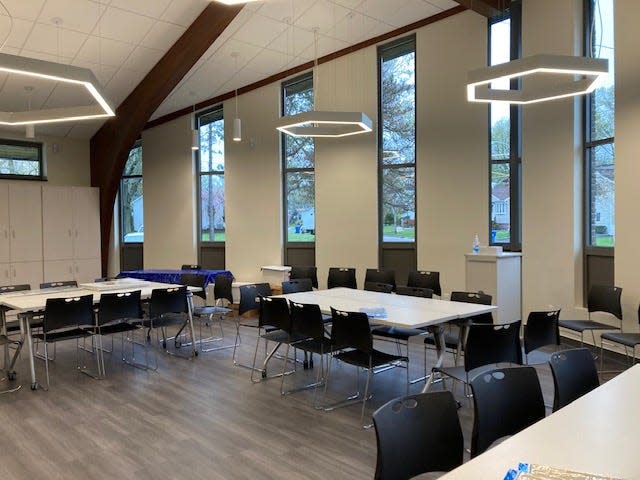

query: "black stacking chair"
xmin=600 ymin=304 xmax=640 ymax=371
xmin=324 ymin=308 xmax=408 ymax=425
xmin=1 ymin=284 xmax=31 ymax=336
xmin=0 ymin=284 xmax=28 ymax=392
xmin=40 ymin=280 xmax=78 ymax=289
xmin=282 ymin=302 xmax=332 ymax=402
xmin=372 ymin=391 xmax=463 ymax=480
xmin=365 ymin=269 xmax=396 ymax=292
xmin=549 ymin=348 xmax=599 ymax=412
xmin=396 ymin=286 xmax=433 ymax=298
xmin=434 ymin=321 xmax=522 ymax=398
xmin=282 ymin=278 xmax=313 ymax=294
xmin=180 ymin=273 xmax=232 ymax=353
xmin=32 ymin=294 xmax=97 ymax=389
xmin=364 ymin=282 xmax=393 ymax=293
xmin=142 ymin=286 xmax=193 ymax=358
xmin=407 ymin=270 xmax=442 ymax=297
xmin=233 ymin=283 xmax=272 ymax=367
xmin=523 ymin=309 xmax=561 ymax=364
xmin=558 ymin=285 xmax=622 ymax=355
xmin=213 ymin=274 xmax=234 ymax=306
xmin=181 ymin=264 xmax=201 ymax=270
xmin=470 ymin=366 xmax=545 ymax=457
xmin=96 ymin=290 xmax=146 ymax=374
xmin=327 ymin=267 xmax=357 ymax=289
xmin=289 ymin=266 xmax=318 ymax=289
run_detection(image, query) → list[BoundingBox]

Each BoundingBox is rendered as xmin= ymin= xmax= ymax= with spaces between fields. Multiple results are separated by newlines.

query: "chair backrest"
xmin=238 ymin=283 xmax=272 ymax=316
xmin=372 ymin=391 xmax=463 ymax=480
xmin=40 ymin=280 xmax=78 ymax=289
xmin=407 ymin=270 xmax=441 ymax=296
xmin=149 ymin=286 xmax=188 ymax=317
xmin=290 ymin=302 xmax=325 ymax=341
xmin=289 ymin=266 xmax=318 ymax=289
xmin=282 ymin=278 xmax=313 ymax=294
xmin=365 ymin=269 xmax=396 ymax=292
xmin=549 ymin=348 xmax=599 ymax=412
xmin=523 ymin=309 xmax=561 ymax=354
xmin=0 ymin=284 xmax=30 ymax=294
xmin=396 ymin=286 xmax=433 ymax=298
xmin=181 ymin=264 xmax=201 ymax=270
xmin=470 ymin=366 xmax=545 ymax=457
xmin=330 ymin=308 xmax=372 ymax=354
xmin=464 ymin=321 xmax=522 ymax=372
xmin=98 ymin=290 xmax=142 ymax=326
xmin=43 ymin=294 xmax=95 ymax=333
xmin=587 ymin=285 xmax=622 ymax=320
xmin=179 ymin=273 xmax=207 ymax=301
xmin=364 ymin=282 xmax=393 ymax=294
xmin=327 ymin=267 xmax=357 ymax=289
xmin=259 ymin=296 xmax=291 ymax=332
xmin=451 ymin=291 xmax=494 ymax=324
xmin=213 ymin=274 xmax=234 ymax=305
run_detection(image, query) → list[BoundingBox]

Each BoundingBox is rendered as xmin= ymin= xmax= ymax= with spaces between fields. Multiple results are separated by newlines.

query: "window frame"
xmin=0 ymin=139 xmax=45 ymax=181
xmin=119 ymin=139 xmax=143 ymax=245
xmin=196 ymin=105 xmax=225 ymax=246
xmin=488 ymin=2 xmax=522 ymax=252
xmin=377 ymin=34 xmax=417 ymax=250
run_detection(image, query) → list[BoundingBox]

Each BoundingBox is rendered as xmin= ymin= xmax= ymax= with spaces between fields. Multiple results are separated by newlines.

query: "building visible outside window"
xmin=120 ymin=140 xmax=143 ymax=243
xmin=586 ymin=0 xmax=614 ymax=247
xmin=0 ymin=140 xmax=44 ymax=180
xmin=489 ymin=3 xmax=521 ymax=250
xmin=282 ymin=73 xmax=315 ymax=243
xmin=379 ymin=36 xmax=416 ymax=244
xmin=198 ymin=107 xmax=225 ymax=243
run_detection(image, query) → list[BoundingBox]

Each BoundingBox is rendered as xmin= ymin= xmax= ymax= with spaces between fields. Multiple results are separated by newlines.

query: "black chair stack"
xmin=233 ymin=283 xmax=272 ymax=367
xmin=523 ymin=309 xmax=561 ymax=364
xmin=327 ymin=268 xmax=357 ymax=289
xmin=289 ymin=266 xmax=318 ymax=289
xmin=364 ymin=269 xmax=396 ymax=292
xmin=407 ymin=270 xmax=441 ymax=297
xmin=282 ymin=278 xmax=313 ymax=294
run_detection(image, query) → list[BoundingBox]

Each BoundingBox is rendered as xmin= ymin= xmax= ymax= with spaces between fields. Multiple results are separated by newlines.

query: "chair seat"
xmin=558 ymin=319 xmax=616 ymax=333
xmin=293 ymin=337 xmax=332 ymax=355
xmin=141 ymin=314 xmax=187 ymax=328
xmin=601 ymin=332 xmax=640 ymax=348
xmin=434 ymin=363 xmax=515 ymax=383
xmin=193 ymin=306 xmax=231 ymax=317
xmin=97 ymin=322 xmax=142 ymax=336
xmin=423 ymin=332 xmax=460 ymax=349
xmin=372 ymin=326 xmax=425 ymax=341
xmin=32 ymin=328 xmax=92 ymax=342
xmin=260 ymin=329 xmax=294 ymax=343
xmin=335 ymin=348 xmax=407 ymax=369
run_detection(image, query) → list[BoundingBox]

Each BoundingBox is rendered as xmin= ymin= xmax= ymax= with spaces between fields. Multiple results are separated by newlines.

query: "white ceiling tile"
xmin=22 ymin=23 xmax=88 ymax=58
xmin=37 ymin=0 xmax=100 ymax=34
xmin=0 ymin=17 xmax=33 ymax=49
xmin=388 ymin=0 xmax=441 ymax=28
xmin=0 ymin=73 xmax=56 ymax=111
xmin=264 ymin=25 xmax=315 ymax=58
xmin=97 ymin=6 xmax=155 ymax=44
xmin=104 ymin=68 xmax=144 ymax=106
xmin=356 ymin=0 xmax=406 ymax=24
xmin=42 ymin=81 xmax=95 ymax=108
xmin=424 ymin=0 xmax=459 ymax=10
xmin=160 ymin=0 xmax=209 ymax=28
xmin=109 ymin=0 xmax=173 ymax=19
xmin=139 ymin=21 xmax=185 ymax=50
xmin=233 ymin=13 xmax=289 ymax=48
xmin=70 ymin=58 xmax=118 ymax=86
xmin=256 ymin=0 xmax=315 ymax=23
xmin=121 ymin=46 xmax=163 ymax=73
xmin=329 ymin=10 xmax=384 ymax=43
xmin=0 ymin=0 xmax=45 ymax=21
xmin=75 ymin=36 xmax=136 ymax=68
xmin=213 ymin=38 xmax=262 ymax=66
xmin=295 ymin=0 xmax=351 ymax=35
xmin=245 ymin=48 xmax=292 ymax=76
xmin=299 ymin=34 xmax=350 ymax=59
xmin=18 ymin=48 xmax=73 ymax=64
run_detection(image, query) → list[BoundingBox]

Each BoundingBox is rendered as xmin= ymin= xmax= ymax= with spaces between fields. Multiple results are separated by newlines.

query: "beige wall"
xmin=142 ymin=116 xmax=198 ymax=269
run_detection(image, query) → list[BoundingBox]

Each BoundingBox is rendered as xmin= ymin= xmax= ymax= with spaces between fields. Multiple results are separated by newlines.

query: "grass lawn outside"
xmin=594 ymin=235 xmax=614 ymax=247
xmin=201 ymin=232 xmax=226 ymax=242
xmin=382 ymin=225 xmax=415 ymax=240
xmin=288 ymin=233 xmax=316 ymax=242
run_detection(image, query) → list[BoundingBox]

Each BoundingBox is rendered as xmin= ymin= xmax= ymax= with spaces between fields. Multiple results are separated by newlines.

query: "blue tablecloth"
xmin=118 ymin=269 xmax=233 ymax=288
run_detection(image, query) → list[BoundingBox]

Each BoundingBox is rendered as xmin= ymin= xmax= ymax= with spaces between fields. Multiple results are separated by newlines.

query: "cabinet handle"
xmin=11 ymin=230 xmax=15 ymax=239
xmin=68 ymin=229 xmax=72 ymax=237
xmin=75 ymin=229 xmax=78 ymax=238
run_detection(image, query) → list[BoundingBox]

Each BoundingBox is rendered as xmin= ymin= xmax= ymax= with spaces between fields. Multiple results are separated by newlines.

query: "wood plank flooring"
xmin=0 ymin=317 xmax=623 ymax=479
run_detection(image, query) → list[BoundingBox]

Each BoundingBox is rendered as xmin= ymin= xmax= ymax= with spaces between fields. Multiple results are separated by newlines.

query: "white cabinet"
xmin=9 ymin=261 xmax=43 ymax=289
xmin=0 ymin=262 xmax=10 ymax=284
xmin=42 ymin=186 xmax=74 ymax=261
xmin=8 ymin=183 xmax=42 ymax=262
xmin=44 ymin=259 xmax=101 ymax=285
xmin=0 ymin=185 xmax=9 ymax=263
xmin=72 ymin=187 xmax=101 ymax=260
xmin=73 ymin=258 xmax=101 ymax=284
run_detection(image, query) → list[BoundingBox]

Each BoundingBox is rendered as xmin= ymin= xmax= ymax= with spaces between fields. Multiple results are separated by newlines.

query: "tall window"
xmin=198 ymin=107 xmax=225 ymax=243
xmin=282 ymin=73 xmax=315 ymax=244
xmin=379 ymin=36 xmax=416 ymax=245
xmin=0 ymin=140 xmax=44 ymax=180
xmin=586 ymin=0 xmax=614 ymax=247
xmin=120 ymin=140 xmax=143 ymax=243
xmin=489 ymin=2 xmax=521 ymax=250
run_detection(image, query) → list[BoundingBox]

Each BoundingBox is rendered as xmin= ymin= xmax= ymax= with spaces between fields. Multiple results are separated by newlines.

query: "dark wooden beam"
xmin=90 ymin=3 xmax=242 ymax=274
xmin=453 ymin=0 xmax=510 ymax=17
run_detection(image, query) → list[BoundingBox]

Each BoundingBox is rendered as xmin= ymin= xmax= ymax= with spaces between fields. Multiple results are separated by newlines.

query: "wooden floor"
xmin=0 ymin=318 xmax=623 ymax=479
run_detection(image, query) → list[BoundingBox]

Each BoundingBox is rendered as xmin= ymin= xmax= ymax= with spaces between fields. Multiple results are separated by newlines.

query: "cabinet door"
xmin=74 ymin=258 xmax=101 ymax=285
xmin=0 ymin=184 xmax=9 ymax=263
xmin=72 ymin=187 xmax=101 ymax=260
xmin=43 ymin=260 xmax=75 ymax=284
xmin=0 ymin=262 xmax=10 ymax=285
xmin=42 ymin=186 xmax=74 ymax=261
xmin=10 ymin=261 xmax=43 ymax=289
xmin=9 ymin=183 xmax=43 ymax=262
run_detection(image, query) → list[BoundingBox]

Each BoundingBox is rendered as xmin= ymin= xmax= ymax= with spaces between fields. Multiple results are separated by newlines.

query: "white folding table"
xmin=438 ymin=364 xmax=640 ymax=479
xmin=0 ymin=279 xmax=200 ymax=390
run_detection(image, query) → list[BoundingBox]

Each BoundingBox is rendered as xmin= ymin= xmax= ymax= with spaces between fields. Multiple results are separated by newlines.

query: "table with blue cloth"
xmin=118 ymin=269 xmax=233 ymax=287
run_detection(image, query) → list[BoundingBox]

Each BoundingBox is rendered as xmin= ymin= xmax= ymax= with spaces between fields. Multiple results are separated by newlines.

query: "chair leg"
xmin=250 ymin=330 xmax=262 ymax=383
xmin=280 ymin=342 xmax=291 ymax=395
xmin=360 ymin=367 xmax=372 ymax=426
xmin=44 ymin=342 xmax=50 ymax=390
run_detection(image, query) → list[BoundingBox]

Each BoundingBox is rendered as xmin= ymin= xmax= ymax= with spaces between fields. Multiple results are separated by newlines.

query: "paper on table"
xmin=504 ymin=463 xmax=624 ymax=480
xmin=359 ymin=307 xmax=388 ymax=319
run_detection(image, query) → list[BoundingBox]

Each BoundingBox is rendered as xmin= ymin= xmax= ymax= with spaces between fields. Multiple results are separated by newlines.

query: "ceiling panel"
xmin=75 ymin=35 xmax=136 ymax=68
xmin=109 ymin=0 xmax=173 ymax=19
xmin=22 ymin=22 xmax=88 ymax=59
xmin=0 ymin=17 xmax=33 ymax=50
xmin=121 ymin=46 xmax=164 ymax=73
xmin=0 ymin=0 xmax=46 ymax=22
xmin=139 ymin=21 xmax=186 ymax=51
xmin=97 ymin=6 xmax=155 ymax=45
xmin=43 ymin=82 xmax=95 ymax=108
xmin=160 ymin=0 xmax=210 ymax=28
xmin=37 ymin=0 xmax=100 ymax=34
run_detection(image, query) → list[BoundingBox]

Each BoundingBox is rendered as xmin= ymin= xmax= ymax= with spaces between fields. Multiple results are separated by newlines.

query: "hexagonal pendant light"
xmin=0 ymin=52 xmax=115 ymax=125
xmin=467 ymin=54 xmax=608 ymax=105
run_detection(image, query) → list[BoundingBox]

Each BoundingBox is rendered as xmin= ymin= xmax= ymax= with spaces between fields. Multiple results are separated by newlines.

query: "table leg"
xmin=1 ymin=310 xmax=8 ymax=370
xmin=21 ymin=314 xmax=37 ymax=390
xmin=421 ymin=325 xmax=445 ymax=393
xmin=186 ymin=293 xmax=198 ymax=357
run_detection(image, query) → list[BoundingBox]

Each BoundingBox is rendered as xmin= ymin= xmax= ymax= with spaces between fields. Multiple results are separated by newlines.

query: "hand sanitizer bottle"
xmin=472 ymin=234 xmax=480 ymax=255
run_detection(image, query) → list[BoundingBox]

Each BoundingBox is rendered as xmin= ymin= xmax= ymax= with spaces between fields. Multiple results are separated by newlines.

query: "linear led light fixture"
xmin=467 ymin=54 xmax=608 ymax=105
xmin=0 ymin=52 xmax=115 ymax=125
xmin=276 ymin=111 xmax=373 ymax=138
